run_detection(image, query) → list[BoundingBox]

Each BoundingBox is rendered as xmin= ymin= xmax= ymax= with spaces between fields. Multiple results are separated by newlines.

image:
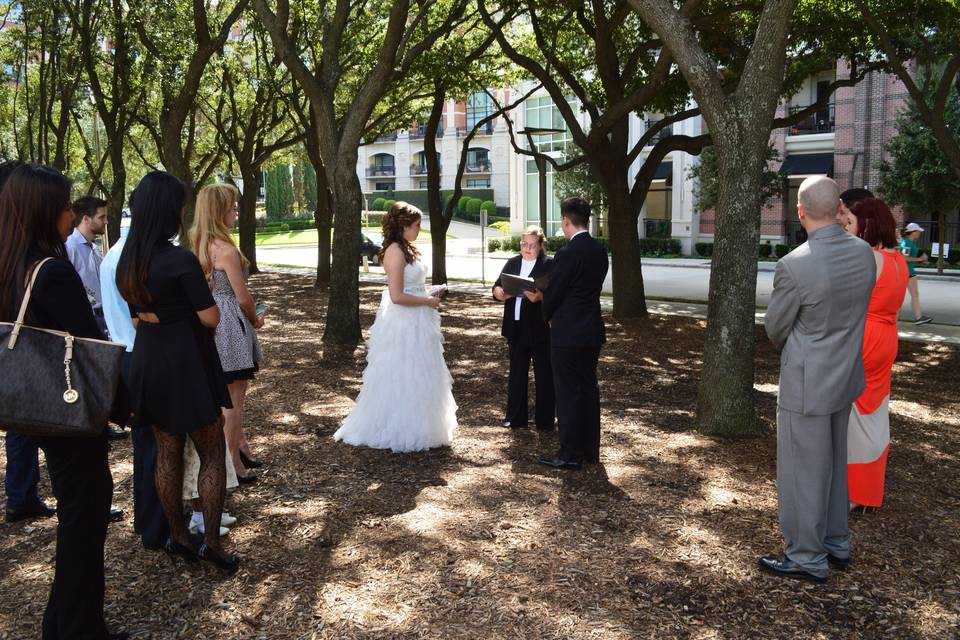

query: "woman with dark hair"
xmin=0 ymin=164 xmax=128 ymax=639
xmin=333 ymin=201 xmax=458 ymax=452
xmin=117 ymin=171 xmax=238 ymax=572
xmin=843 ymin=197 xmax=909 ymax=511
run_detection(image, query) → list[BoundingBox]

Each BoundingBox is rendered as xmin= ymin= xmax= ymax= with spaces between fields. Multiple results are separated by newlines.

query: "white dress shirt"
xmin=514 ymin=258 xmax=537 ymax=321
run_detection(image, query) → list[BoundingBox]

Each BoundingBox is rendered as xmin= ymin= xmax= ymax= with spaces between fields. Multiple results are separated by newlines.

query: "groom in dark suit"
xmin=539 ymin=197 xmax=609 ymax=470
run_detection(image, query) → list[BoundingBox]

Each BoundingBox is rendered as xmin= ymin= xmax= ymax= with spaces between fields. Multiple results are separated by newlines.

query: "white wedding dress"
xmin=334 ymin=260 xmax=458 ymax=452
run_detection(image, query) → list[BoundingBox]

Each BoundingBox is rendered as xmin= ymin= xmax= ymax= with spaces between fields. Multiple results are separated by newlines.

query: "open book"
xmin=501 ymin=273 xmax=550 ymax=297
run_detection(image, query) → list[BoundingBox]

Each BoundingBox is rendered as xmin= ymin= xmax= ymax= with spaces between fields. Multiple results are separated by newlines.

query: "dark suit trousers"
xmin=506 ymin=336 xmax=555 ymax=428
xmin=35 ymin=434 xmax=113 ymax=640
xmin=4 ymin=432 xmax=42 ymax=511
xmin=552 ymin=345 xmax=602 ymax=462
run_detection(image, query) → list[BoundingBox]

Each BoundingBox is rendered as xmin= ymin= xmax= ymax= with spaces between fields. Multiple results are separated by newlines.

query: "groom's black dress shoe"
xmin=827 ymin=554 xmax=850 ymax=570
xmin=538 ymin=457 xmax=582 ymax=470
xmin=758 ymin=556 xmax=827 ymax=583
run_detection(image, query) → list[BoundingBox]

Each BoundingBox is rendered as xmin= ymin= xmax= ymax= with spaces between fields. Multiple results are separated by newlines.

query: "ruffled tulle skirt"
xmin=334 ymin=290 xmax=458 ymax=452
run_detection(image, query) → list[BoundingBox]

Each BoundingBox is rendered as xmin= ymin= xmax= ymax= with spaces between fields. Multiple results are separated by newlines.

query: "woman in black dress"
xmin=0 ymin=164 xmax=128 ymax=638
xmin=117 ymin=172 xmax=238 ymax=572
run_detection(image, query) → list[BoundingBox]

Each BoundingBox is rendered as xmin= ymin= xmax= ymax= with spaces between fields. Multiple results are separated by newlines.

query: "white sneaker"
xmin=221 ymin=513 xmax=237 ymax=527
xmin=188 ymin=517 xmax=230 ymax=537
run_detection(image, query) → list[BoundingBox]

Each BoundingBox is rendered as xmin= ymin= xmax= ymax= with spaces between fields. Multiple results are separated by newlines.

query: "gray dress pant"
xmin=777 ymin=405 xmax=852 ymax=577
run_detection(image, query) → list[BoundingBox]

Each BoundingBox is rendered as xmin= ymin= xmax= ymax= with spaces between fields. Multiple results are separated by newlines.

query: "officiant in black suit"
xmin=492 ymin=226 xmax=555 ymax=430
xmin=539 ymin=197 xmax=608 ymax=470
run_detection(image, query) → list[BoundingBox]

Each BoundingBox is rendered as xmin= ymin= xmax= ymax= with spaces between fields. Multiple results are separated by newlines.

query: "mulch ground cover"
xmin=2 ymin=272 xmax=958 ymax=639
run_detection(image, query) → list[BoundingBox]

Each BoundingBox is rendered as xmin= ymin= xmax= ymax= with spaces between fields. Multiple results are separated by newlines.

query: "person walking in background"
xmin=760 ymin=175 xmax=876 ymax=583
xmin=101 ymin=220 xmax=169 ymax=549
xmin=0 ymin=160 xmax=55 ymax=526
xmin=189 ymin=183 xmax=264 ymax=483
xmin=899 ymin=222 xmax=932 ymax=325
xmin=0 ymin=164 xmax=129 ymax=639
xmin=492 ymin=225 xmax=555 ymax=431
xmin=118 ymin=172 xmax=239 ymax=573
xmin=844 ymin=199 xmax=909 ymax=511
xmin=539 ymin=197 xmax=608 ymax=471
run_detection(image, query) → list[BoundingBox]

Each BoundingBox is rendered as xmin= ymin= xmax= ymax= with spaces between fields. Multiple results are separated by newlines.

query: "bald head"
xmin=798 ymin=175 xmax=841 ymax=222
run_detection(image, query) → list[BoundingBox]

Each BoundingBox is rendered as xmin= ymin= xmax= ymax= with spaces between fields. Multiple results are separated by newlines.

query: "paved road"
xmin=258 ymin=240 xmax=960 ymax=326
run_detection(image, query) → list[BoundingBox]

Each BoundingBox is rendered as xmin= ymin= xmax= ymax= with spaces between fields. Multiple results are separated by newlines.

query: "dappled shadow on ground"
xmin=0 ymin=273 xmax=957 ymax=638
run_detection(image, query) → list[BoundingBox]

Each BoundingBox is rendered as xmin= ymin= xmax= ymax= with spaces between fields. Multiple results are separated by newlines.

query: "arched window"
xmin=465 ymin=148 xmax=490 ymax=173
xmin=368 ymin=153 xmax=395 ymax=176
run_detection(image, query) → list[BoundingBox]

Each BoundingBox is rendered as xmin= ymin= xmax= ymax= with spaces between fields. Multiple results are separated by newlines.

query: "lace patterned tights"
xmin=153 ymin=419 xmax=226 ymax=550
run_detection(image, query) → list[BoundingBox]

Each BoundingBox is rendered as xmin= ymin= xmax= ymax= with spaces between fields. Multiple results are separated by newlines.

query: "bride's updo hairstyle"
xmin=379 ymin=201 xmax=422 ymax=264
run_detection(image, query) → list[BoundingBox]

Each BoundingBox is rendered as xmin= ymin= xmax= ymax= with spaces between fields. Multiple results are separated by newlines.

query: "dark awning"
xmin=653 ymin=161 xmax=673 ymax=181
xmin=778 ymin=153 xmax=833 ymax=177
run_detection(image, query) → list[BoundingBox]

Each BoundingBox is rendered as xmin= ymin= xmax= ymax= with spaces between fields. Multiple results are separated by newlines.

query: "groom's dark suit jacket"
xmin=542 ymin=231 xmax=608 ymax=347
xmin=493 ymin=254 xmax=552 ymax=345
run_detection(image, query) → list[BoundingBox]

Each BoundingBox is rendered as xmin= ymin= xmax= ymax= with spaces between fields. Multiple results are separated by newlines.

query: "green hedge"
xmin=774 ymin=244 xmax=792 ymax=259
xmin=365 ymin=188 xmax=494 ymax=212
xmin=372 ymin=197 xmax=386 ymax=211
xmin=695 ymin=242 xmax=713 ymax=257
xmin=639 ymin=238 xmax=681 ymax=255
xmin=758 ymin=244 xmax=773 ymax=258
xmin=481 ymin=200 xmax=496 ymax=216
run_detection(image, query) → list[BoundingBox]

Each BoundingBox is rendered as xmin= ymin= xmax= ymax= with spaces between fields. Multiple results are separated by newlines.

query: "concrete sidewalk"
xmin=263 ymin=265 xmax=960 ymax=347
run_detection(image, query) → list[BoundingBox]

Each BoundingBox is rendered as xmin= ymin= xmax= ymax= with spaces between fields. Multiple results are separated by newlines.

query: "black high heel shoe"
xmin=240 ymin=450 xmax=263 ymax=469
xmin=163 ymin=537 xmax=198 ymax=563
xmin=198 ymin=543 xmax=241 ymax=573
xmin=236 ymin=473 xmax=257 ymax=485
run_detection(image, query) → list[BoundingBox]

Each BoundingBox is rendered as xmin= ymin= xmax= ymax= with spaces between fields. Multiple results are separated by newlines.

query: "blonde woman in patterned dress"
xmin=190 ymin=184 xmax=264 ymax=486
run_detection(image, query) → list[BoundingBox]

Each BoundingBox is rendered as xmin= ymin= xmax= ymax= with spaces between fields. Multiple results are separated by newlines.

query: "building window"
xmin=374 ymin=181 xmax=395 ymax=191
xmin=466 ymin=92 xmax=493 ymax=131
xmin=523 ymin=95 xmax=575 ymax=153
xmin=466 ymin=179 xmax=490 ymax=188
xmin=525 ymin=159 xmax=562 ymax=236
xmin=419 ymin=181 xmax=429 ymax=189
xmin=466 ymin=148 xmax=491 ymax=172
xmin=367 ymin=153 xmax=395 ymax=176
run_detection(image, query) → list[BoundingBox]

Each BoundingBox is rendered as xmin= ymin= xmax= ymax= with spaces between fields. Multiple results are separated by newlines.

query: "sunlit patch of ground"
xmin=1 ymin=273 xmax=957 ymax=638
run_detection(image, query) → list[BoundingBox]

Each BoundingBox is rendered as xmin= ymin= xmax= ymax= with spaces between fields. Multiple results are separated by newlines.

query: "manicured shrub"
xmin=758 ymin=244 xmax=773 ymax=258
xmin=480 ymin=200 xmax=497 ymax=217
xmin=487 ymin=238 xmax=501 ymax=252
xmin=639 ymin=238 xmax=681 ymax=255
xmin=280 ymin=222 xmax=290 ymax=233
xmin=695 ymin=242 xmax=714 ymax=257
xmin=774 ymin=244 xmax=791 ymax=259
xmin=372 ymin=197 xmax=386 ymax=211
xmin=384 ymin=199 xmax=396 ymax=210
xmin=466 ymin=198 xmax=482 ymax=216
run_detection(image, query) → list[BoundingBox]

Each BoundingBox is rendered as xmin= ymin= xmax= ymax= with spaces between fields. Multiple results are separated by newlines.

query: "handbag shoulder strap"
xmin=8 ymin=257 xmax=55 ymax=350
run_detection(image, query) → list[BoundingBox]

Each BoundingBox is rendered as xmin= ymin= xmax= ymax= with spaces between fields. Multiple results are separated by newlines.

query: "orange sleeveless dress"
xmin=847 ymin=250 xmax=909 ymax=506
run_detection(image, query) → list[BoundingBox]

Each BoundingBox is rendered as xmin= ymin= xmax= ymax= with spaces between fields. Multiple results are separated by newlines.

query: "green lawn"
xmin=232 ymin=227 xmax=435 ymax=247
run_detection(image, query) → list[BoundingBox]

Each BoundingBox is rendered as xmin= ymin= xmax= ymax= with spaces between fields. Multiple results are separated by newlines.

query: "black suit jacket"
xmin=493 ymin=254 xmax=552 ymax=344
xmin=541 ymin=232 xmax=608 ymax=348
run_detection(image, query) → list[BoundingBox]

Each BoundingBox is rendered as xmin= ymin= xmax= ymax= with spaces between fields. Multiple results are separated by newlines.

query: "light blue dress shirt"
xmin=99 ymin=228 xmax=135 ymax=351
xmin=65 ymin=227 xmax=103 ymax=311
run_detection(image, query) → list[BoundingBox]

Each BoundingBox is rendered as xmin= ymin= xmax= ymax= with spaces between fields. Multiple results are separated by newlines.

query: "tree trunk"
xmin=424 ymin=83 xmax=448 ymax=284
xmin=598 ymin=161 xmax=647 ymax=318
xmin=696 ymin=127 xmax=765 ymax=437
xmin=937 ymin=209 xmax=946 ymax=274
xmin=314 ymin=167 xmax=333 ymax=286
xmin=322 ymin=163 xmax=363 ymax=350
xmin=238 ymin=167 xmax=260 ymax=273
xmin=106 ymin=158 xmax=126 ymax=248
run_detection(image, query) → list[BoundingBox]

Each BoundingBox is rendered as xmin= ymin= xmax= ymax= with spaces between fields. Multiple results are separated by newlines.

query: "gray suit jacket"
xmin=765 ymin=224 xmax=876 ymax=416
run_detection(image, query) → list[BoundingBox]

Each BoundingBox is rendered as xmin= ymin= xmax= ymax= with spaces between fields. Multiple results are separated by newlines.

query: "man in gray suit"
xmin=760 ymin=175 xmax=876 ymax=583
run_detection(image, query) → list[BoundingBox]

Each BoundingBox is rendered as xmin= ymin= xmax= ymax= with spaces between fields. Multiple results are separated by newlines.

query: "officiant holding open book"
xmin=492 ymin=226 xmax=555 ymax=431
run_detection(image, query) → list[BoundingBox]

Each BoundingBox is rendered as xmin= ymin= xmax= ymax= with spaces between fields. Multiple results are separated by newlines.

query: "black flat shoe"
xmin=198 ymin=542 xmax=241 ymax=574
xmin=109 ymin=507 xmax=125 ymax=522
xmin=239 ymin=450 xmax=263 ymax=469
xmin=827 ymin=554 xmax=850 ymax=570
xmin=538 ymin=456 xmax=582 ymax=471
xmin=758 ymin=555 xmax=827 ymax=583
xmin=106 ymin=427 xmax=129 ymax=440
xmin=236 ymin=473 xmax=257 ymax=485
xmin=5 ymin=502 xmax=56 ymax=523
xmin=163 ymin=537 xmax=198 ymax=563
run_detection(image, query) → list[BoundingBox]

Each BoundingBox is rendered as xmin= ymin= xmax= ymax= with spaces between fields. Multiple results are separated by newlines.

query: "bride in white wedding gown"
xmin=333 ymin=202 xmax=458 ymax=452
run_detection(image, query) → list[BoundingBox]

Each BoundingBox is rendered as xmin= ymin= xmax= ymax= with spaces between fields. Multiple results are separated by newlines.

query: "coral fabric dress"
xmin=847 ymin=250 xmax=909 ymax=506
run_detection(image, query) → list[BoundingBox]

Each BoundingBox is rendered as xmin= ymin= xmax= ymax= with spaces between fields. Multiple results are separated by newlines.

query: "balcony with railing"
xmin=365 ymin=165 xmax=396 ymax=177
xmin=643 ymin=120 xmax=674 ymax=146
xmin=455 ymin=121 xmax=495 ymax=137
xmin=787 ymin=104 xmax=835 ymax=135
xmin=410 ymin=163 xmax=439 ymax=176
xmin=465 ymin=161 xmax=492 ymax=174
xmin=409 ymin=124 xmax=444 ymax=139
xmin=373 ymin=131 xmax=398 ymax=143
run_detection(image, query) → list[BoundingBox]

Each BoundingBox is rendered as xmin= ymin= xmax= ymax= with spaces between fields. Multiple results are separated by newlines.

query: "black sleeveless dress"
xmin=128 ymin=241 xmax=231 ymax=433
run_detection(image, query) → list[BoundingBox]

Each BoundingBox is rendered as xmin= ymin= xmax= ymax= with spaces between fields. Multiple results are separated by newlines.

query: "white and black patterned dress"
xmin=211 ymin=266 xmax=262 ymax=383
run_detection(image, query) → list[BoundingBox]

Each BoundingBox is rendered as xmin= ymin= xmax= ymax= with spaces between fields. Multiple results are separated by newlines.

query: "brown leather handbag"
xmin=0 ymin=259 xmax=125 ymax=437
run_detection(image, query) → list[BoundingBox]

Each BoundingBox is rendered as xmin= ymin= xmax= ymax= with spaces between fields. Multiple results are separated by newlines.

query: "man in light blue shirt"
xmin=100 ymin=222 xmax=135 ymax=352
xmin=65 ymin=196 xmax=109 ymax=335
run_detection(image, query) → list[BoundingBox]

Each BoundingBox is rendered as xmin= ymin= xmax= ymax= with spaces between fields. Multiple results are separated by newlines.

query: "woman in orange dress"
xmin=843 ymin=197 xmax=909 ymax=509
